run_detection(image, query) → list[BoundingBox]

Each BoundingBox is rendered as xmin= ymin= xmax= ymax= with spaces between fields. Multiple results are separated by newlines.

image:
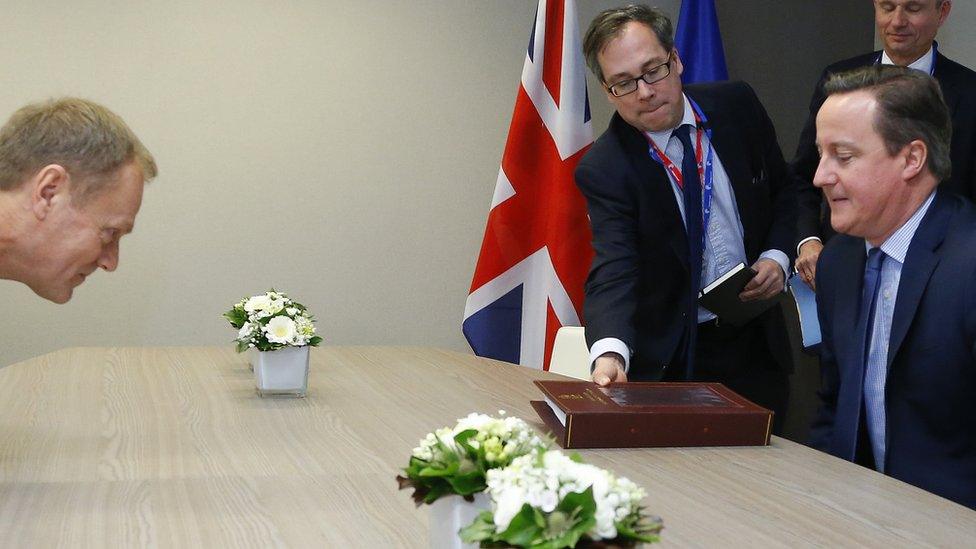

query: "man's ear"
xmin=30 ymin=164 xmax=70 ymax=220
xmin=671 ymin=48 xmax=683 ymax=79
xmin=902 ymin=140 xmax=927 ymax=182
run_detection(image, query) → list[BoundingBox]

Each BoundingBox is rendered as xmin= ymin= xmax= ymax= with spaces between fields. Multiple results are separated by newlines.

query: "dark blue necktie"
xmin=673 ymin=125 xmax=703 ymax=296
xmin=673 ymin=124 xmax=703 ymax=378
xmin=857 ymin=248 xmax=886 ymax=464
xmin=858 ymin=248 xmax=886 ymax=357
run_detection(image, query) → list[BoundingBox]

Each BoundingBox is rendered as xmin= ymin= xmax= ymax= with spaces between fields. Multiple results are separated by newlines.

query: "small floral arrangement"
xmin=223 ymin=290 xmax=322 ymax=352
xmin=397 ymin=412 xmax=550 ymax=504
xmin=460 ymin=450 xmax=663 ymax=548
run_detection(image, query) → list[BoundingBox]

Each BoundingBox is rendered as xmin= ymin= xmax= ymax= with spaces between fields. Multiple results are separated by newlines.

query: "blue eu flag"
xmin=675 ymin=0 xmax=729 ymax=83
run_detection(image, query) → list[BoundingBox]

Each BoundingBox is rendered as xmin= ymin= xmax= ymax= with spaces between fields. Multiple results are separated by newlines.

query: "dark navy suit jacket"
xmin=793 ymin=51 xmax=976 ymax=244
xmin=810 ymin=191 xmax=976 ymax=509
xmin=574 ymin=81 xmax=795 ymax=380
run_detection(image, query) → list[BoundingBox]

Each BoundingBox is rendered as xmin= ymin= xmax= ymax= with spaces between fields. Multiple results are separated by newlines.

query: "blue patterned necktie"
xmin=673 ymin=124 xmax=703 ymax=296
xmin=858 ymin=247 xmax=886 ymax=465
xmin=673 ymin=124 xmax=703 ymax=378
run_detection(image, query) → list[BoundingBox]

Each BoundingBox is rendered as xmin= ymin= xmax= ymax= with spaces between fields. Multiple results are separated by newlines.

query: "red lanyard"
xmin=644 ymin=115 xmax=704 ymax=190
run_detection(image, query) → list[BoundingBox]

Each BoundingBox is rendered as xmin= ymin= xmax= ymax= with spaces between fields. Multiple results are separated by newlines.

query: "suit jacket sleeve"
xmin=575 ymin=156 xmax=640 ymax=352
xmin=741 ymin=82 xmax=797 ymax=261
xmin=808 ymin=250 xmax=838 ymax=450
xmin=792 ymin=69 xmax=830 ymax=245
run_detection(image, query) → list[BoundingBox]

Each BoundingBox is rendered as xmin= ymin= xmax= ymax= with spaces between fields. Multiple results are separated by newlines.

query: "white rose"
xmin=244 ymin=294 xmax=272 ymax=313
xmin=264 ymin=316 xmax=298 ymax=344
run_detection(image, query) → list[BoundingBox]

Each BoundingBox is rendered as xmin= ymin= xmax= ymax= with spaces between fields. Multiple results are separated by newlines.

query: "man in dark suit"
xmin=793 ymin=0 xmax=976 ymax=288
xmin=810 ymin=65 xmax=976 ymax=509
xmin=575 ymin=5 xmax=795 ymax=427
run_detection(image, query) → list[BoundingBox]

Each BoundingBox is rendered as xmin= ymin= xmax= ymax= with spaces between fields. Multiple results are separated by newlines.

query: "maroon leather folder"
xmin=531 ymin=380 xmax=773 ymax=449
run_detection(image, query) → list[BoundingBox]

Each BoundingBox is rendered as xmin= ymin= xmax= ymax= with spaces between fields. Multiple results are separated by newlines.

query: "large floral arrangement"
xmin=460 ymin=450 xmax=663 ymax=548
xmin=398 ymin=412 xmax=550 ymax=504
xmin=223 ymin=290 xmax=322 ymax=352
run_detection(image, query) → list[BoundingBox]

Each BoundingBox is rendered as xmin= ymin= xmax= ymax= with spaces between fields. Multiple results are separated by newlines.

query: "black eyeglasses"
xmin=606 ymin=54 xmax=672 ymax=97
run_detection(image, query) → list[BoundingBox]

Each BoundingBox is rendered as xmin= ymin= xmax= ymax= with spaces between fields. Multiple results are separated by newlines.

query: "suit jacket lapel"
xmin=686 ymin=89 xmax=757 ymax=243
xmin=934 ymin=52 xmax=962 ymax=112
xmin=887 ymin=192 xmax=951 ymax=368
xmin=831 ymin=238 xmax=867 ymax=374
xmin=612 ymin=114 xmax=689 ymax=272
xmin=827 ymin=236 xmax=869 ymax=461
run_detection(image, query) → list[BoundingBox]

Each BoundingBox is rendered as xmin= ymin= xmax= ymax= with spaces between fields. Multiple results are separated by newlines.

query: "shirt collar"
xmin=644 ymin=93 xmax=695 ymax=152
xmin=865 ymin=191 xmax=936 ymax=263
xmin=880 ymin=45 xmax=935 ymax=74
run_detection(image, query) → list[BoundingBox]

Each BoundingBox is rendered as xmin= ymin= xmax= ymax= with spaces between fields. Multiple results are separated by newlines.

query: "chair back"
xmin=547 ymin=326 xmax=590 ymax=380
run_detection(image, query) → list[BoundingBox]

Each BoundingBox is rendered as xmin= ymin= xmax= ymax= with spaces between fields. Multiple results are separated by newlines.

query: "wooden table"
xmin=0 ymin=347 xmax=973 ymax=547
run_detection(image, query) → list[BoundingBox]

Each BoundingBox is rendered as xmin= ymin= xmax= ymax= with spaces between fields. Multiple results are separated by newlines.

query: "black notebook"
xmin=698 ymin=263 xmax=779 ymax=326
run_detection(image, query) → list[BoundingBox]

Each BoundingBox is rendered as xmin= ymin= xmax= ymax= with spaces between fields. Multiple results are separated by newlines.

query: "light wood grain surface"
xmin=0 ymin=346 xmax=973 ymax=547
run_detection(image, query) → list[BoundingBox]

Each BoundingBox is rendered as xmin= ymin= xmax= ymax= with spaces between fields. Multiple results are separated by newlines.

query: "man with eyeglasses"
xmin=575 ymin=5 xmax=796 ymax=431
xmin=792 ymin=0 xmax=976 ymax=289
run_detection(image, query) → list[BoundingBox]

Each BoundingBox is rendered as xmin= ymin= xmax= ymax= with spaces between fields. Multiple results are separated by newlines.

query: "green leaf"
xmin=497 ymin=504 xmax=546 ymax=547
xmin=615 ymin=512 xmax=664 ymax=543
xmin=222 ymin=308 xmax=247 ymax=328
xmin=459 ymin=511 xmax=497 ymax=544
xmin=446 ymin=471 xmax=486 ymax=496
xmin=308 ymin=336 xmax=322 ymax=346
xmin=556 ymin=487 xmax=596 ymax=517
xmin=454 ymin=429 xmax=480 ymax=455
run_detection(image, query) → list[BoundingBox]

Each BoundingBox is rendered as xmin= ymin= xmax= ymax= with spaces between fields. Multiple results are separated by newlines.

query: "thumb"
xmin=593 ymin=374 xmax=611 ymax=386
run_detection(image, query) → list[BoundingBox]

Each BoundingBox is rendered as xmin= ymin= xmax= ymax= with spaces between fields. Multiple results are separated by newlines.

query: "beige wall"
xmin=0 ymin=1 xmax=679 ymax=366
xmin=2 ymin=1 xmax=903 ymax=368
xmin=939 ymin=1 xmax=976 ymax=68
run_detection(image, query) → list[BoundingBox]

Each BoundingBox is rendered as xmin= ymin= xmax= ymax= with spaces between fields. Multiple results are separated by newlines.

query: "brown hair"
xmin=583 ymin=4 xmax=674 ymax=83
xmin=824 ymin=65 xmax=952 ymax=182
xmin=0 ymin=97 xmax=157 ymax=200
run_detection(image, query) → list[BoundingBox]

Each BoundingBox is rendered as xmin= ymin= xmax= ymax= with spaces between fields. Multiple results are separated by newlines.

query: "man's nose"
xmin=813 ymin=158 xmax=832 ymax=189
xmin=891 ymin=8 xmax=908 ymax=27
xmin=98 ymin=241 xmax=119 ymax=272
xmin=635 ymin=77 xmax=654 ymax=99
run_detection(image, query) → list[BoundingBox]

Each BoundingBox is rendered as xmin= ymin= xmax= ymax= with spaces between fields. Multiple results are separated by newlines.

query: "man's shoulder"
xmin=579 ymin=114 xmax=635 ymax=170
xmin=685 ymin=80 xmax=756 ymax=102
xmin=936 ymin=193 xmax=976 ymax=249
xmin=823 ymin=51 xmax=879 ymax=75
xmin=936 ymin=52 xmax=976 ymax=87
xmin=684 ymin=80 xmax=763 ymax=119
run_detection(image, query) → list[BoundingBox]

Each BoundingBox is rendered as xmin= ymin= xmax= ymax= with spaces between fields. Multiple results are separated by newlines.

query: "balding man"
xmin=0 ymin=98 xmax=157 ymax=303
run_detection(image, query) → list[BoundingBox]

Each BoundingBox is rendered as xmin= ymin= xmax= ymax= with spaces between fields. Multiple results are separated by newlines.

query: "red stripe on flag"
xmin=542 ymin=0 xmax=564 ymax=107
xmin=543 ymin=300 xmax=561 ymax=371
xmin=468 ymin=86 xmax=592 ymax=318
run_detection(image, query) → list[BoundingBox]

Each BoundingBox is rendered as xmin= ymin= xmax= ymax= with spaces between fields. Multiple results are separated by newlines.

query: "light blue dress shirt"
xmin=863 ymin=192 xmax=935 ymax=472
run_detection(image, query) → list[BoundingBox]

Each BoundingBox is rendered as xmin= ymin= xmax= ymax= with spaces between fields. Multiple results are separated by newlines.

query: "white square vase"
xmin=428 ymin=492 xmax=491 ymax=549
xmin=252 ymin=346 xmax=310 ymax=397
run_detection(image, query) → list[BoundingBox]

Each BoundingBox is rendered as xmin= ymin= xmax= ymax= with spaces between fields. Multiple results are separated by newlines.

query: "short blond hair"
xmin=0 ymin=97 xmax=157 ymax=199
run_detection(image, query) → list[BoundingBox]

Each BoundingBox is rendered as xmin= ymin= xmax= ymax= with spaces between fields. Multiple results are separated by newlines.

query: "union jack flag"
xmin=462 ymin=0 xmax=593 ymax=370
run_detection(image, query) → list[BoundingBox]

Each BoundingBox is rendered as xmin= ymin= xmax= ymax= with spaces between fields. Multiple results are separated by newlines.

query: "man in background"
xmin=793 ymin=0 xmax=976 ymax=288
xmin=810 ymin=65 xmax=976 ymax=509
xmin=576 ymin=5 xmax=796 ymax=430
xmin=0 ymin=98 xmax=157 ymax=303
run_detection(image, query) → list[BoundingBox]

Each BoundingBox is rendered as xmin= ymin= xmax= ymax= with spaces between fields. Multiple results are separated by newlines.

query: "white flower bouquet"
xmin=460 ymin=450 xmax=663 ymax=548
xmin=223 ymin=290 xmax=322 ymax=352
xmin=397 ymin=412 xmax=551 ymax=504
